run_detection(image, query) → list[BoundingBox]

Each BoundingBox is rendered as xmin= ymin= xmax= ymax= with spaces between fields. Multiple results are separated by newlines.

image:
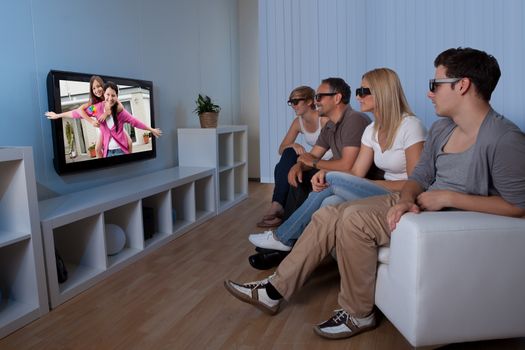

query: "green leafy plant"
xmin=88 ymin=143 xmax=96 ymax=151
xmin=193 ymin=94 xmax=221 ymax=115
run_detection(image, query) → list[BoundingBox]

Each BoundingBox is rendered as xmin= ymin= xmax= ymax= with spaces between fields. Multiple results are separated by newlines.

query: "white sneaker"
xmin=224 ymin=278 xmax=281 ymax=315
xmin=248 ymin=231 xmax=292 ymax=252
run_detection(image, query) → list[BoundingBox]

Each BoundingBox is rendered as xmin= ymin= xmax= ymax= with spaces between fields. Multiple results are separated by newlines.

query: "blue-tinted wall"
xmin=259 ymin=0 xmax=525 ymax=182
xmin=0 ymin=0 xmax=240 ymax=199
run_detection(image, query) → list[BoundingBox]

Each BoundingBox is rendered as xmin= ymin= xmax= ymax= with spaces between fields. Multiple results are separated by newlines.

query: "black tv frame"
xmin=47 ymin=70 xmax=156 ymax=175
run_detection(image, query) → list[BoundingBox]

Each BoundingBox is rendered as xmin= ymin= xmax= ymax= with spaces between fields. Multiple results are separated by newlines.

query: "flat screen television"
xmin=46 ymin=70 xmax=157 ymax=174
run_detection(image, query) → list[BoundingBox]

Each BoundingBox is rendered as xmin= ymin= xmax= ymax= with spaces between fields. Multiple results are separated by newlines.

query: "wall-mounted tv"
xmin=46 ymin=70 xmax=160 ymax=175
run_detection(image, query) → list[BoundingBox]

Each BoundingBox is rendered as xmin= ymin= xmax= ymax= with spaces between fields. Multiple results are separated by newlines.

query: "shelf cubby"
xmin=104 ymin=201 xmax=142 ymax=267
xmin=0 ymin=147 xmax=48 ymax=338
xmin=0 ymin=159 xmax=31 ymax=240
xmin=171 ymin=182 xmax=195 ymax=233
xmin=0 ymin=240 xmax=39 ymax=337
xmin=53 ymin=214 xmax=106 ymax=296
xmin=142 ymin=190 xmax=172 ymax=249
xmin=218 ymin=132 xmax=233 ymax=168
xmin=195 ymin=176 xmax=215 ymax=221
xmin=178 ymin=125 xmax=248 ymax=213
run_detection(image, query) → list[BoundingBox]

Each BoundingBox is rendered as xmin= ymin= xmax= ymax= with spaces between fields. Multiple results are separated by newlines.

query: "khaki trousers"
xmin=271 ymin=192 xmax=400 ymax=317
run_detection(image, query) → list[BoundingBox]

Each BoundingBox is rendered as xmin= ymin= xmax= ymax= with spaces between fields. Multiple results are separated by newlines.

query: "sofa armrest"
xmin=376 ymin=211 xmax=525 ymax=346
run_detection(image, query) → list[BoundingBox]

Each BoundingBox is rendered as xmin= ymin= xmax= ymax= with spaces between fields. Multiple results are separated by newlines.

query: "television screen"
xmin=46 ymin=70 xmax=158 ymax=174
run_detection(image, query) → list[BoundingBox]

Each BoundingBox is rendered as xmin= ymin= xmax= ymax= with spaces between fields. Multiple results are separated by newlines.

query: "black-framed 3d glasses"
xmin=355 ymin=87 xmax=371 ymax=97
xmin=287 ymin=98 xmax=306 ymax=106
xmin=429 ymin=78 xmax=462 ymax=92
xmin=314 ymin=92 xmax=338 ymax=102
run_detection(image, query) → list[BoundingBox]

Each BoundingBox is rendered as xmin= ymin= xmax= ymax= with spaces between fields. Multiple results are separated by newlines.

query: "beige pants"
xmin=271 ymin=192 xmax=400 ymax=317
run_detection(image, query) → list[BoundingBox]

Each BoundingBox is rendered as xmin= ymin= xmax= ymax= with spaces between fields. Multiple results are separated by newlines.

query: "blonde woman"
xmin=250 ymin=68 xmax=427 ymax=252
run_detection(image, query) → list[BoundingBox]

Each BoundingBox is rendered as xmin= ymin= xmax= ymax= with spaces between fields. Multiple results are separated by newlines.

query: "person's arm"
xmin=416 ymin=191 xmax=525 ymax=217
xmin=386 ymin=180 xmax=425 ymax=230
xmin=374 ymin=141 xmax=425 ymax=192
xmin=117 ymin=107 xmax=162 ymax=137
xmin=278 ymin=118 xmax=304 ymax=155
xmin=76 ymin=102 xmax=100 ymax=127
xmin=299 ymin=145 xmax=360 ymax=172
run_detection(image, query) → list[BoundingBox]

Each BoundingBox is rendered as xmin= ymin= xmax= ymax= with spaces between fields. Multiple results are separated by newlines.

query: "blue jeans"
xmin=274 ymin=171 xmax=390 ymax=246
xmin=106 ymin=148 xmax=125 ymax=157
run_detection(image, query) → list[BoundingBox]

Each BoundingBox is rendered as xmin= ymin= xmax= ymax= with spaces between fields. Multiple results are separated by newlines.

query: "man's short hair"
xmin=434 ymin=47 xmax=501 ymax=101
xmin=321 ymin=77 xmax=351 ymax=104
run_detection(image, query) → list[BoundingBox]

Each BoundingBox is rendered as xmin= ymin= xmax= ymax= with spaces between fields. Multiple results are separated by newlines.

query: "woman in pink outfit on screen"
xmin=76 ymin=81 xmax=162 ymax=157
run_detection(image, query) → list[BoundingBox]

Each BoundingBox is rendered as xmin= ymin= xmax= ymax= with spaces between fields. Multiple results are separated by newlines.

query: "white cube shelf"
xmin=0 ymin=147 xmax=48 ymax=339
xmin=39 ymin=167 xmax=216 ymax=308
xmin=178 ymin=125 xmax=248 ymax=213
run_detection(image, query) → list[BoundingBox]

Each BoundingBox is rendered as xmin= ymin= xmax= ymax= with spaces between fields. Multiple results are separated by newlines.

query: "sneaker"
xmin=224 ymin=278 xmax=281 ymax=315
xmin=248 ymin=231 xmax=292 ymax=252
xmin=313 ymin=309 xmax=376 ymax=340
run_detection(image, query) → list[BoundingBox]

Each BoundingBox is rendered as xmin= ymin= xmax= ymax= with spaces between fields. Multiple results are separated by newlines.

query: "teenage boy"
xmin=224 ymin=47 xmax=525 ymax=340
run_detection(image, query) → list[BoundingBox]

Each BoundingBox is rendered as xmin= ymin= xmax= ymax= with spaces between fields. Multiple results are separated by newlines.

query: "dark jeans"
xmin=282 ymin=168 xmax=318 ymax=221
xmin=272 ymin=148 xmax=298 ymax=207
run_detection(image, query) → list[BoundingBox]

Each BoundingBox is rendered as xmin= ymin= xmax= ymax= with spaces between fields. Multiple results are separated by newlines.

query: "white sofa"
xmin=375 ymin=211 xmax=525 ymax=347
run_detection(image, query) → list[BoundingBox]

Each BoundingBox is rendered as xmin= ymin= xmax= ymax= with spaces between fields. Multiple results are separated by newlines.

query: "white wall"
xmin=239 ymin=0 xmax=260 ymax=178
xmin=258 ymin=0 xmax=525 ymax=183
xmin=0 ymin=0 xmax=240 ymax=199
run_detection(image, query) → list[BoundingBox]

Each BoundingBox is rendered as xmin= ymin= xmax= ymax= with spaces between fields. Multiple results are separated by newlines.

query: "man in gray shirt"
xmin=224 ymin=48 xmax=525 ymax=340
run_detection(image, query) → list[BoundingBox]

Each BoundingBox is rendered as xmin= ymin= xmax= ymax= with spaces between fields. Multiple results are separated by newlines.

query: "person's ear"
xmin=334 ymin=92 xmax=342 ymax=104
xmin=458 ymin=77 xmax=471 ymax=95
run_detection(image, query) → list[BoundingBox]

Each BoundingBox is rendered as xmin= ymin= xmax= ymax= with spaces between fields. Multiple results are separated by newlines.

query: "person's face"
xmin=428 ymin=65 xmax=459 ymax=117
xmin=315 ymin=83 xmax=337 ymax=116
xmin=104 ymin=87 xmax=118 ymax=106
xmin=356 ymin=79 xmax=374 ymax=113
xmin=92 ymin=80 xmax=104 ymax=98
xmin=288 ymin=94 xmax=310 ymax=116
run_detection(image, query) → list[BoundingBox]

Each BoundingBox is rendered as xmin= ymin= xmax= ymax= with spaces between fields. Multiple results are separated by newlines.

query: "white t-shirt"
xmin=105 ymin=116 xmax=121 ymax=150
xmin=361 ymin=115 xmax=427 ymax=181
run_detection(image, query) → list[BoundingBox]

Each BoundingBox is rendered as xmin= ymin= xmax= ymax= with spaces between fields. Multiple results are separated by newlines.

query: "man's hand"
xmin=288 ymin=163 xmax=303 ymax=187
xmin=416 ymin=190 xmax=454 ymax=211
xmin=386 ymin=201 xmax=420 ymax=231
xmin=298 ymin=153 xmax=316 ymax=168
xmin=311 ymin=170 xmax=329 ymax=192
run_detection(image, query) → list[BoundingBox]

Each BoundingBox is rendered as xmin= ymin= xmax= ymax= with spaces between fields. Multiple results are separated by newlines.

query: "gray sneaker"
xmin=313 ymin=309 xmax=376 ymax=339
xmin=224 ymin=278 xmax=281 ymax=315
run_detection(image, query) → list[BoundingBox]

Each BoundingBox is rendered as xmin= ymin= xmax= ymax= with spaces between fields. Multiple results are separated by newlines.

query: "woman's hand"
xmin=150 ymin=128 xmax=163 ymax=138
xmin=311 ymin=170 xmax=329 ymax=192
xmin=291 ymin=143 xmax=306 ymax=155
xmin=45 ymin=111 xmax=59 ymax=119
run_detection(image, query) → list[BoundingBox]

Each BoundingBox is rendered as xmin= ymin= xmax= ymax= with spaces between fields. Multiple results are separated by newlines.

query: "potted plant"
xmin=88 ymin=143 xmax=96 ymax=158
xmin=193 ymin=94 xmax=220 ymax=128
xmin=143 ymin=132 xmax=151 ymax=144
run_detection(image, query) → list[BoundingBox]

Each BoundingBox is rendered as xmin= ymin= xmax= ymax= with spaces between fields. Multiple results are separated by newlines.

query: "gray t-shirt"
xmin=428 ymin=143 xmax=474 ymax=193
xmin=409 ymin=108 xmax=525 ymax=209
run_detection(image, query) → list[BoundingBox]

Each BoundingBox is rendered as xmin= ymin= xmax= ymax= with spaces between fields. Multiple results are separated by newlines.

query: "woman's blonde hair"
xmin=362 ymin=68 xmax=414 ymax=151
xmin=289 ymin=86 xmax=316 ymax=109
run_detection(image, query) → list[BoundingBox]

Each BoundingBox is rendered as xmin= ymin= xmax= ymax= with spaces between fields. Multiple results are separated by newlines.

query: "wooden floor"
xmin=1 ymin=182 xmax=525 ymax=350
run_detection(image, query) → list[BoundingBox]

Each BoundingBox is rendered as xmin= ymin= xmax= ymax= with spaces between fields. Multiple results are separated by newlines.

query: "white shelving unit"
xmin=39 ymin=166 xmax=215 ymax=309
xmin=178 ymin=125 xmax=248 ymax=213
xmin=0 ymin=147 xmax=48 ymax=338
